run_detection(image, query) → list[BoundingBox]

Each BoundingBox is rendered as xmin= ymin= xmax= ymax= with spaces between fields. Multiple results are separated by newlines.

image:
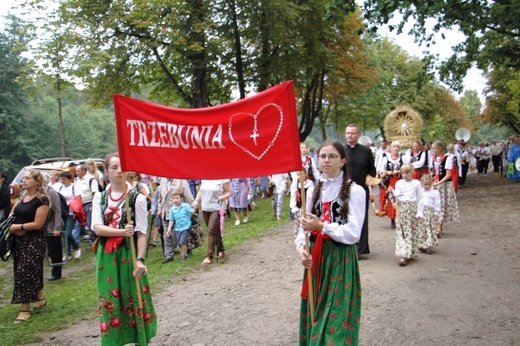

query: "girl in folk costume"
xmin=417 ymin=174 xmax=441 ymax=254
xmin=290 ymin=142 xmax=320 ymax=237
xmin=91 ymin=153 xmax=156 ymax=346
xmin=430 ymin=140 xmax=460 ymax=237
xmin=296 ymin=140 xmax=365 ymax=345
xmin=379 ymin=141 xmax=404 ymax=229
xmin=389 ymin=164 xmax=424 ymax=266
xmin=447 ymin=143 xmax=461 ymax=192
xmin=404 ymin=140 xmax=429 ymax=180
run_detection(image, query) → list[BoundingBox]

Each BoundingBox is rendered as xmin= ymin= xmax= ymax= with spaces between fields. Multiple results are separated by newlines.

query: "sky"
xmin=0 ymin=0 xmax=487 ymax=103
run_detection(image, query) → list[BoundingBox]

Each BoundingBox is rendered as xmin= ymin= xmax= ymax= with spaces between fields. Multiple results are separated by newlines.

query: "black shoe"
xmin=390 ymin=219 xmax=396 ymax=229
xmin=47 ymin=276 xmax=61 ymax=281
xmin=162 ymin=257 xmax=174 ymax=264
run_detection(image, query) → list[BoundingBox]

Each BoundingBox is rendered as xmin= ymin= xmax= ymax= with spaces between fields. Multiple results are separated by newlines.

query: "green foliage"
xmin=0 ymin=19 xmax=117 ymax=178
xmin=362 ymin=0 xmax=520 ymax=92
xmin=0 ymin=15 xmax=35 ymax=178
xmin=0 ymin=197 xmax=291 ymax=346
xmin=459 ymin=90 xmax=482 ymax=122
xmin=471 ymin=124 xmax=514 ymax=145
xmin=482 ymin=67 xmax=520 ymax=134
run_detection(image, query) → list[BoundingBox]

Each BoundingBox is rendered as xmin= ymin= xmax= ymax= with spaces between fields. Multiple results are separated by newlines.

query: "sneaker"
xmin=74 ymin=248 xmax=81 ymax=260
xmin=62 ymin=254 xmax=70 ymax=262
xmin=242 ymin=216 xmax=248 ymax=223
xmin=234 ymin=220 xmax=240 ymax=226
xmin=162 ymin=257 xmax=174 ymax=264
xmin=180 ymin=254 xmax=188 ymax=261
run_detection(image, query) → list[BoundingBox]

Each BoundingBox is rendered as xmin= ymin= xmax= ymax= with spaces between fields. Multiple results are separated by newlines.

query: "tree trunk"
xmin=228 ymin=0 xmax=246 ymax=99
xmin=187 ymin=0 xmax=208 ymax=108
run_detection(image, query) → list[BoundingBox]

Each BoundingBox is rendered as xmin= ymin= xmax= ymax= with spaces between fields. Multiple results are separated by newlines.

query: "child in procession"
xmin=389 ymin=164 xmax=424 ymax=266
xmin=269 ymin=173 xmax=290 ymax=220
xmin=167 ymin=190 xmax=194 ymax=261
xmin=417 ymin=174 xmax=441 ymax=254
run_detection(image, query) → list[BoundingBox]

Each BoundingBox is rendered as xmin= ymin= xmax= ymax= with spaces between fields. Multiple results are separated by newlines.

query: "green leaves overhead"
xmin=362 ymin=0 xmax=520 ymax=92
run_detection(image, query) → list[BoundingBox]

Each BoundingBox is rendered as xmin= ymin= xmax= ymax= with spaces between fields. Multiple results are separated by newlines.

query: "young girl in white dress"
xmin=417 ymin=174 xmax=441 ymax=254
xmin=390 ymin=164 xmax=424 ymax=266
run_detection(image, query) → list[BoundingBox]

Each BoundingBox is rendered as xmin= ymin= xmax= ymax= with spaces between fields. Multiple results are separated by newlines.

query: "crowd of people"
xmin=2 ymin=129 xmax=520 ymax=345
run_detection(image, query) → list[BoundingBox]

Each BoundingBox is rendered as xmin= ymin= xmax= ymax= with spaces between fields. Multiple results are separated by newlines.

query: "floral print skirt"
xmin=96 ymin=243 xmax=157 ymax=346
xmin=417 ymin=207 xmax=438 ymax=250
xmin=438 ymin=181 xmax=459 ymax=224
xmin=299 ymin=241 xmax=361 ymax=345
xmin=395 ymin=202 xmax=419 ymax=259
xmin=11 ymin=231 xmax=46 ymax=304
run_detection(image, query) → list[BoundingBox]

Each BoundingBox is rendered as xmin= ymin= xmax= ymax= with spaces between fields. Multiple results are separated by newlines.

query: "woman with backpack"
xmin=84 ymin=159 xmax=105 ymax=192
xmin=59 ymin=171 xmax=82 ymax=261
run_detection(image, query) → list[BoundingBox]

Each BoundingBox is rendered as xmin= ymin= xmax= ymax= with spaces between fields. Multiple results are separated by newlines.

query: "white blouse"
xmin=394 ymin=179 xmax=424 ymax=218
xmin=295 ymin=172 xmax=366 ymax=249
xmin=421 ymin=188 xmax=441 ymax=216
xmin=91 ymin=186 xmax=148 ymax=234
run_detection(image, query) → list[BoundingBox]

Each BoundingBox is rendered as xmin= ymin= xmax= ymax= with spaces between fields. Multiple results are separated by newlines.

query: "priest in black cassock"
xmin=344 ymin=124 xmax=376 ymax=256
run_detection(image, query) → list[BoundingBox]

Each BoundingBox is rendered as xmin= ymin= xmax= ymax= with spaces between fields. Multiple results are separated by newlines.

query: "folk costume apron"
xmin=299 ymin=193 xmax=361 ymax=345
xmin=96 ymin=191 xmax=157 ymax=346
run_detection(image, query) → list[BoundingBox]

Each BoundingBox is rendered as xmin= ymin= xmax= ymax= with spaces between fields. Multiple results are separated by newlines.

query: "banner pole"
xmin=122 ymin=173 xmax=144 ymax=313
xmin=300 ymin=170 xmax=315 ymax=321
xmin=145 ymin=180 xmax=155 ymax=258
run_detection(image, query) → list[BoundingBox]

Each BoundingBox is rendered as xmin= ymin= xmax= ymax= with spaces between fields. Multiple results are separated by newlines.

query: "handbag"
xmin=0 ymin=214 xmax=16 ymax=261
xmin=507 ymin=162 xmax=515 ymax=176
xmin=187 ymin=213 xmax=204 ymax=251
xmin=69 ymin=195 xmax=86 ymax=226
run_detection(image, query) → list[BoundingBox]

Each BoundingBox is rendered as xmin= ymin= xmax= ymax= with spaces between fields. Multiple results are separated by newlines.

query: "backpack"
xmin=57 ymin=192 xmax=69 ymax=223
xmin=89 ymin=177 xmax=104 ymax=192
xmin=58 ymin=186 xmax=71 ymax=223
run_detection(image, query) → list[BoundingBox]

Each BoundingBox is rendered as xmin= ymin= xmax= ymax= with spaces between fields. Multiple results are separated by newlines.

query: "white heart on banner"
xmin=228 ymin=103 xmax=284 ymax=160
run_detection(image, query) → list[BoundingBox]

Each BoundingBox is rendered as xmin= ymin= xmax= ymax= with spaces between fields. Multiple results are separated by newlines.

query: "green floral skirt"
xmin=96 ymin=243 xmax=157 ymax=346
xmin=299 ymin=240 xmax=361 ymax=345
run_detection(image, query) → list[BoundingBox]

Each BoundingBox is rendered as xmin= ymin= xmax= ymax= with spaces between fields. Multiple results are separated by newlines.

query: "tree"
xmin=339 ymin=36 xmax=433 ymax=139
xmin=0 ymin=15 xmax=34 ymax=178
xmin=362 ymin=0 xmax=520 ymax=91
xmin=481 ymin=68 xmax=520 ymax=134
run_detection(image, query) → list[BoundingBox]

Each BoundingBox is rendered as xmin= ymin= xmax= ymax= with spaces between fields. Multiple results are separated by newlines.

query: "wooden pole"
xmin=122 ymin=173 xmax=144 ymax=312
xmin=300 ymin=170 xmax=315 ymax=321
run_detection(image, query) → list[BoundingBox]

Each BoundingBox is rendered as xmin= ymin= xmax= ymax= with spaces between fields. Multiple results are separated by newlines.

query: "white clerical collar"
xmin=347 ymin=143 xmax=357 ymax=148
xmin=319 ymin=171 xmax=344 ymax=183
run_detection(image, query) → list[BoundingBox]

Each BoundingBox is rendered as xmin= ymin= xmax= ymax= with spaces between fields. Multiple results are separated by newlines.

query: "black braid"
xmin=339 ymin=163 xmax=352 ymax=219
xmin=311 ymin=180 xmax=323 ymax=216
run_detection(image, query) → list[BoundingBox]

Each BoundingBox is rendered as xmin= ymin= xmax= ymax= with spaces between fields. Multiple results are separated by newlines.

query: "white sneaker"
xmin=74 ymin=248 xmax=82 ymax=260
xmin=62 ymin=254 xmax=69 ymax=262
xmin=242 ymin=216 xmax=249 ymax=223
xmin=234 ymin=220 xmax=240 ymax=226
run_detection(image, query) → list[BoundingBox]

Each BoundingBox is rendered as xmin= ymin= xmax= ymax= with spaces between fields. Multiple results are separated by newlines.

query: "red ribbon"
xmin=301 ymin=202 xmax=331 ymax=300
xmin=104 ymin=206 xmax=124 ymax=253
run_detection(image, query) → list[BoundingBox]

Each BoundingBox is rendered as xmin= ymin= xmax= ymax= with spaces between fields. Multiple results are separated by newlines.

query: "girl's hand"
xmin=133 ymin=260 xmax=147 ymax=279
xmin=123 ymin=223 xmax=135 ymax=237
xmin=298 ymin=246 xmax=312 ymax=269
xmin=301 ymin=213 xmax=323 ymax=232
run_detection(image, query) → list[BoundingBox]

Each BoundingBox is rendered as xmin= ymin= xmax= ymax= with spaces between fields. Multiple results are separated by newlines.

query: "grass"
xmin=0 ymin=195 xmax=291 ymax=346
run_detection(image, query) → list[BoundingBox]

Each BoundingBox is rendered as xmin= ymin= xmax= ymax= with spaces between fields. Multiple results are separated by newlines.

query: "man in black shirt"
xmin=345 ymin=124 xmax=376 ymax=256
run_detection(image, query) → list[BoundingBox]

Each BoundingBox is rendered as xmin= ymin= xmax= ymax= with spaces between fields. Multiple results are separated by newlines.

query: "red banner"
xmin=113 ymin=81 xmax=302 ymax=180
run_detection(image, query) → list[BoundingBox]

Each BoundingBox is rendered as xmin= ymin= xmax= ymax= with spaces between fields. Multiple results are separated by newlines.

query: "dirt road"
xmin=29 ymin=172 xmax=520 ymax=345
